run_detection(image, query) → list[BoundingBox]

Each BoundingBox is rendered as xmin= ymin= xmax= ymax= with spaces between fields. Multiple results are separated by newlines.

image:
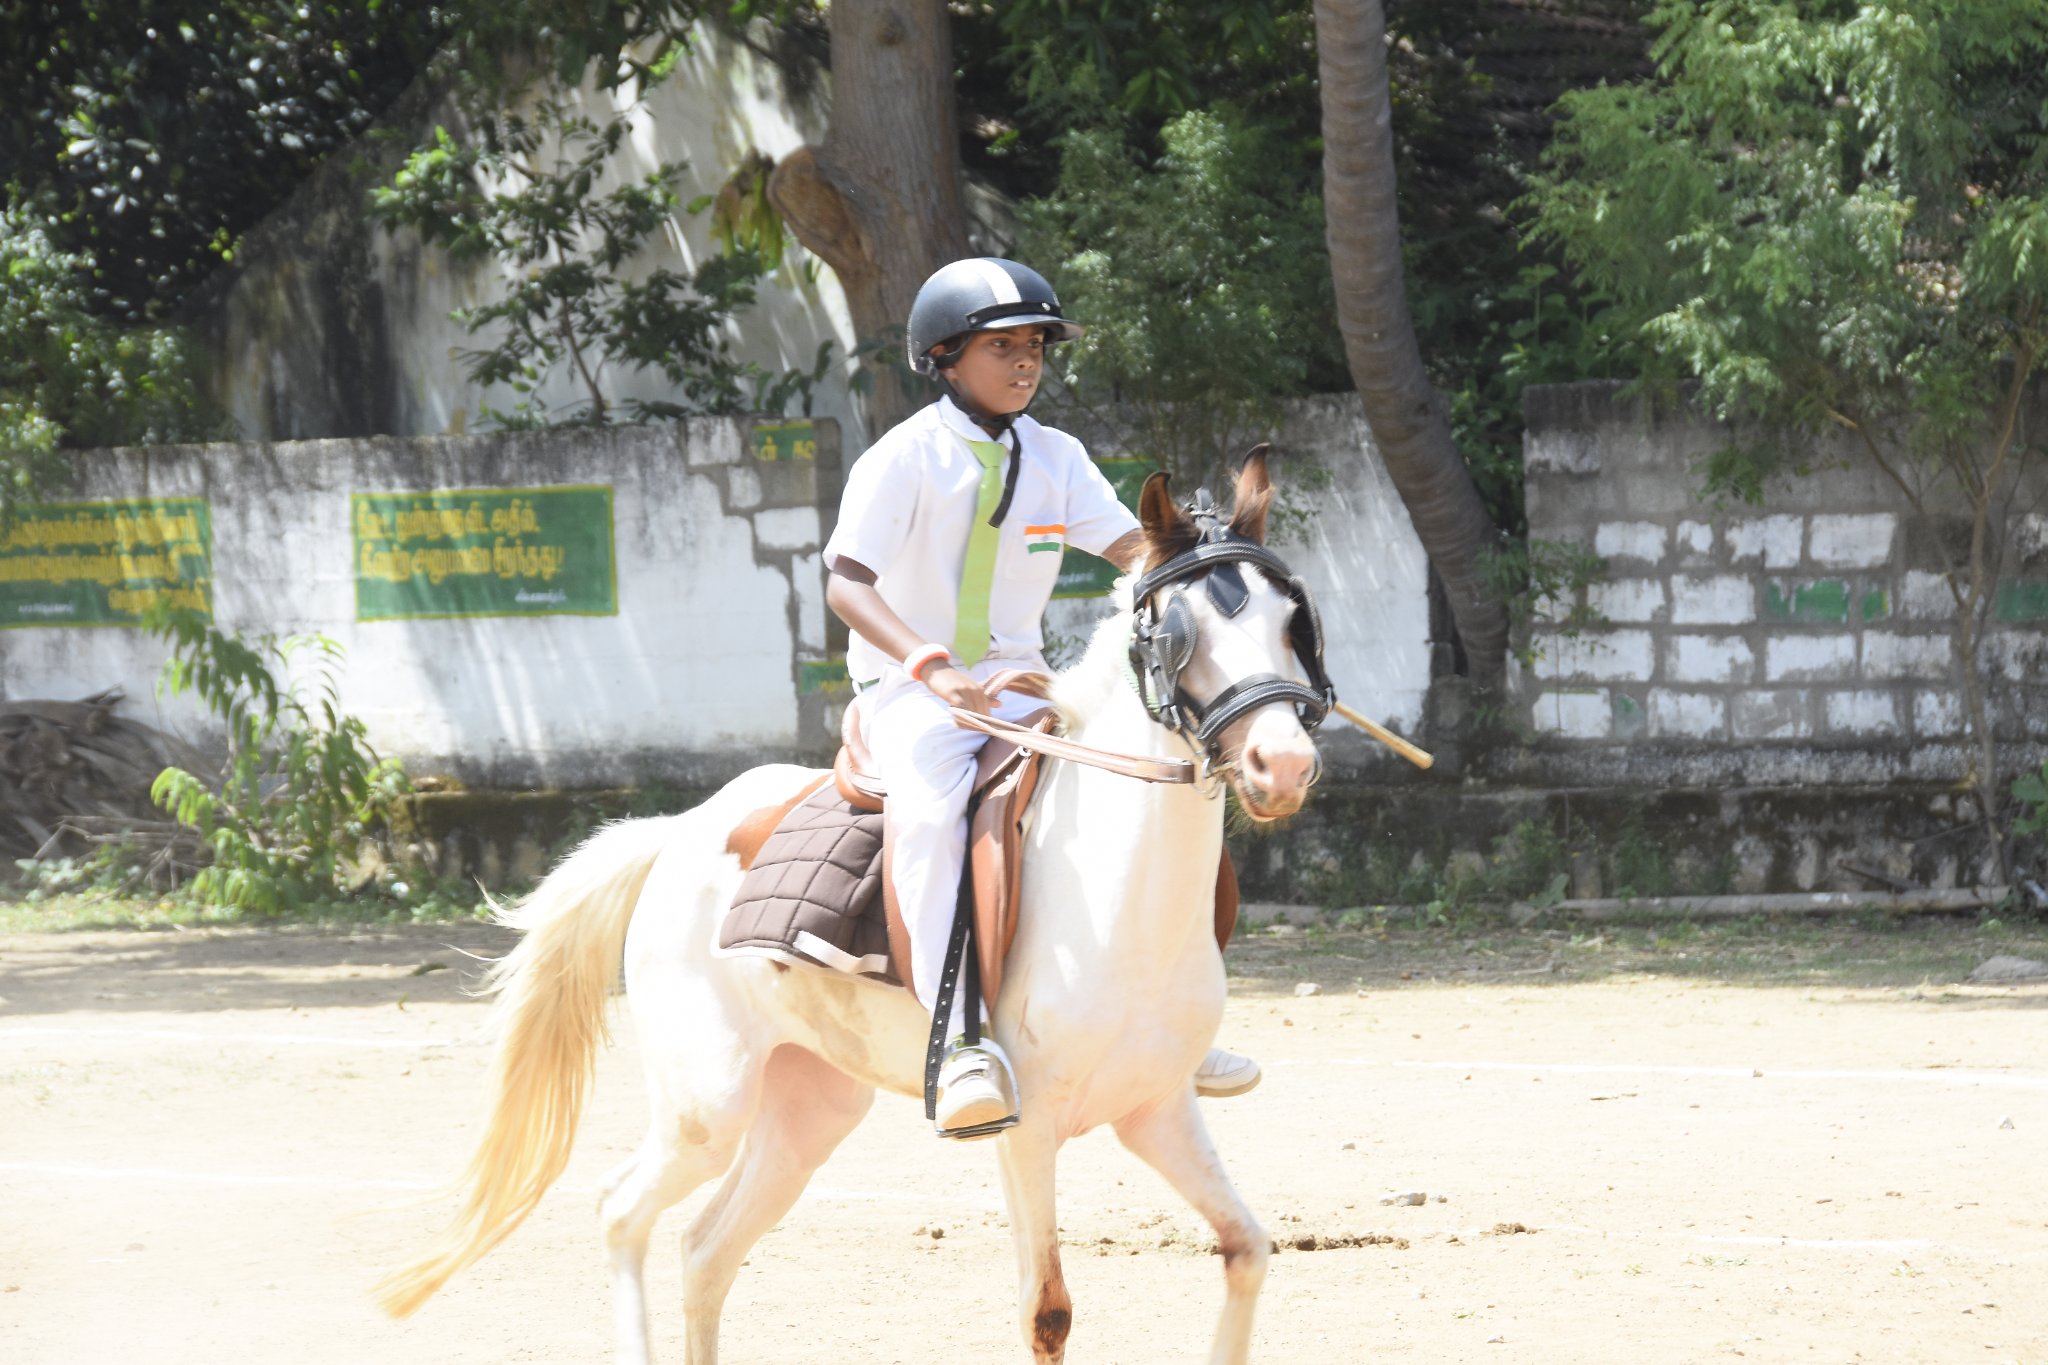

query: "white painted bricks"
xmin=1825 ymin=690 xmax=1901 ymax=735
xmin=1670 ymin=575 xmax=1754 ymax=625
xmin=1862 ymin=631 xmax=1953 ymax=682
xmin=1531 ymin=631 xmax=1654 ymax=682
xmin=1914 ymin=690 xmax=1963 ymax=737
xmin=725 ymin=465 xmax=763 ymax=510
xmin=1588 ymin=578 xmax=1666 ymax=622
xmin=1532 ymin=690 xmax=1610 ymax=739
xmin=753 ymin=506 xmax=821 ymax=552
xmin=1648 ymin=689 xmax=1725 ymax=738
xmin=1808 ymin=512 xmax=1896 ymax=568
xmin=1766 ymin=634 xmax=1855 ymax=681
xmin=1897 ymin=570 xmax=1955 ymax=619
xmin=688 ymin=422 xmax=746 ymax=467
xmin=1727 ymin=515 xmax=1802 ymax=568
xmin=792 ymin=551 xmax=826 ymax=651
xmin=1665 ymin=634 xmax=1755 ymax=684
xmin=1731 ymin=689 xmax=1810 ymax=740
xmin=1675 ymin=520 xmax=1713 ymax=556
xmin=1984 ymin=632 xmax=2048 ymax=682
xmin=2018 ymin=513 xmax=2048 ymax=560
xmin=1594 ymin=521 xmax=1667 ymax=563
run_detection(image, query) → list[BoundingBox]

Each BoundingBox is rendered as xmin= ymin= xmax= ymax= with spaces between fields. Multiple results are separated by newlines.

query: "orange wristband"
xmin=904 ymin=643 xmax=952 ymax=683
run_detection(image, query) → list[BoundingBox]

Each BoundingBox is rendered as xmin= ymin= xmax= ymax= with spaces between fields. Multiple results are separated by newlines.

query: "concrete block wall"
xmin=1519 ymin=383 xmax=2048 ymax=757
xmin=0 ymin=418 xmax=845 ymax=789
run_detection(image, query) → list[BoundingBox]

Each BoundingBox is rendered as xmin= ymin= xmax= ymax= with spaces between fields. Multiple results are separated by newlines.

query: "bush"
xmin=147 ymin=608 xmax=409 ymax=912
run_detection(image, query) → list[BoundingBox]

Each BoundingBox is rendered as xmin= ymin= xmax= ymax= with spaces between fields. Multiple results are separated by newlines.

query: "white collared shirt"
xmin=825 ymin=396 xmax=1137 ymax=683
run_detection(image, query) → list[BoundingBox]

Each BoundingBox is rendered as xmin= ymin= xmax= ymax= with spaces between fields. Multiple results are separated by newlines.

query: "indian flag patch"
xmin=1024 ymin=524 xmax=1066 ymax=554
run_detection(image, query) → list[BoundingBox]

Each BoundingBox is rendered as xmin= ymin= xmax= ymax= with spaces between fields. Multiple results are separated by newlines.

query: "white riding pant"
xmin=860 ymin=659 xmax=1051 ymax=1040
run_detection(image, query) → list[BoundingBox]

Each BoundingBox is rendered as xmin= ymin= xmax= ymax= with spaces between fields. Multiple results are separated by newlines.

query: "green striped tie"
xmin=952 ymin=437 xmax=1008 ymax=665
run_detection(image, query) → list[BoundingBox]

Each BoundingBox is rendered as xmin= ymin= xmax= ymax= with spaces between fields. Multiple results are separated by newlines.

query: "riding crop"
xmin=1330 ymin=699 xmax=1434 ymax=769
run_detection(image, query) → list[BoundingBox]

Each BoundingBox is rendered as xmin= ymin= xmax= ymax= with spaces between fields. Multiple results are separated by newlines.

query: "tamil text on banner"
xmin=0 ymin=498 xmax=212 ymax=629
xmin=353 ymin=485 xmax=617 ymax=621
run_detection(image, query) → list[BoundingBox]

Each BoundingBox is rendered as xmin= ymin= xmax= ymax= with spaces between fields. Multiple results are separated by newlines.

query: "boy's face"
xmin=940 ymin=325 xmax=1047 ymax=416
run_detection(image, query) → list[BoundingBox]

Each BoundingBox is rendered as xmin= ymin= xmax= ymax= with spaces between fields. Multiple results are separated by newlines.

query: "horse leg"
xmin=677 ymin=1044 xmax=873 ymax=1365
xmin=1114 ymin=1093 xmax=1270 ymax=1365
xmin=996 ymin=1119 xmax=1073 ymax=1363
xmin=600 ymin=1034 xmax=770 ymax=1365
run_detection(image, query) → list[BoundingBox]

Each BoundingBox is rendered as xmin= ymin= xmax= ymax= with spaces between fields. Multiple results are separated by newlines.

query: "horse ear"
xmin=1230 ymin=444 xmax=1274 ymax=543
xmin=1139 ymin=470 xmax=1176 ymax=533
xmin=1139 ymin=469 xmax=1197 ymax=564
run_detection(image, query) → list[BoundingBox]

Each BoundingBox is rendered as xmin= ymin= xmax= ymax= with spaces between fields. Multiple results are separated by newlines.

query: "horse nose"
xmin=1243 ymin=738 xmax=1315 ymax=800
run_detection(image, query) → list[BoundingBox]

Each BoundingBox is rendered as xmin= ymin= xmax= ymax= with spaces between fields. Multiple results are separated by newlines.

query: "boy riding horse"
xmin=822 ymin=257 xmax=1261 ymax=1138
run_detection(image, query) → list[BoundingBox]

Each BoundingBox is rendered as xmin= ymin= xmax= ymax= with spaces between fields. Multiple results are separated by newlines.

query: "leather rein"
xmin=943 ymin=507 xmax=1338 ymax=786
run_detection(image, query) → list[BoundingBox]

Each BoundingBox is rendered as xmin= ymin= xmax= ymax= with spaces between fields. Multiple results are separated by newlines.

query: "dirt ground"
xmin=3 ymin=917 xmax=2046 ymax=1364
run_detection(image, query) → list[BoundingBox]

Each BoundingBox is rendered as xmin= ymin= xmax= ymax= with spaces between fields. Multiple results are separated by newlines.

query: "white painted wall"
xmin=0 ymin=421 xmax=821 ymax=788
xmin=4 ymin=396 xmax=1436 ymax=787
xmin=1042 ymin=393 xmax=1433 ymax=734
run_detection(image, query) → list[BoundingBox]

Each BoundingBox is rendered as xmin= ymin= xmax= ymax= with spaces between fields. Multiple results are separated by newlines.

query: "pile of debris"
xmin=0 ymin=689 xmax=214 ymax=885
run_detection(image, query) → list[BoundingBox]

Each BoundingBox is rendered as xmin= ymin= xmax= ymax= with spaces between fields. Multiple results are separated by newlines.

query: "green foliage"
xmin=1607 ymin=814 xmax=1674 ymax=900
xmin=369 ymin=99 xmax=813 ymax=428
xmin=1019 ymin=107 xmax=1345 ymax=476
xmin=982 ymin=0 xmax=1313 ymax=128
xmin=1524 ymin=0 xmax=2048 ymax=486
xmin=0 ymin=201 xmax=222 ymax=522
xmin=0 ymin=1 xmax=446 ymax=323
xmin=146 ymin=608 xmax=408 ymax=913
xmin=2014 ymin=763 xmax=2048 ymax=839
xmin=1481 ymin=536 xmax=1609 ymax=667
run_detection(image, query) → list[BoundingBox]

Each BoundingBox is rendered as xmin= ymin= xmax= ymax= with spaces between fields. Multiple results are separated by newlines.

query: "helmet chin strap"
xmin=938 ymin=371 xmax=1026 ymax=437
xmin=937 ymin=374 xmax=1025 ymax=528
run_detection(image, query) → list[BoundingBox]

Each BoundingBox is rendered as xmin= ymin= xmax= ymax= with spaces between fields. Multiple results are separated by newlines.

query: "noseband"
xmin=1127 ymin=488 xmax=1336 ymax=776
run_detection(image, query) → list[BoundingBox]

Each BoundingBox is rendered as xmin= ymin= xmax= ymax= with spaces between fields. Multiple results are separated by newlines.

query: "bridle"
xmin=1126 ymin=487 xmax=1336 ymax=780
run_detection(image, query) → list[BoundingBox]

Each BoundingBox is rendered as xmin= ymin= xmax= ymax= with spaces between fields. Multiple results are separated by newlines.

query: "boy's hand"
xmin=924 ymin=663 xmax=992 ymax=716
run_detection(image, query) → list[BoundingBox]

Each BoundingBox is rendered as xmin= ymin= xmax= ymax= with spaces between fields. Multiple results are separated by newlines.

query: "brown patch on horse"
xmin=1138 ymin=470 xmax=1198 ymax=568
xmin=725 ymin=772 xmax=832 ymax=871
xmin=1214 ymin=846 xmax=1240 ymax=952
xmin=1031 ymin=1253 xmax=1072 ymax=1358
xmin=1229 ymin=444 xmax=1273 ymax=543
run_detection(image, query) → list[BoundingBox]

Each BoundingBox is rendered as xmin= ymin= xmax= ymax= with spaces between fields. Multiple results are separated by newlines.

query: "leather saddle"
xmin=720 ymin=670 xmax=1239 ymax=1012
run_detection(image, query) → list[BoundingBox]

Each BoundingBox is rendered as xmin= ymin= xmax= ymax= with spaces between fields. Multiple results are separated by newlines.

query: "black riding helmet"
xmin=906 ymin=257 xmax=1084 ymax=378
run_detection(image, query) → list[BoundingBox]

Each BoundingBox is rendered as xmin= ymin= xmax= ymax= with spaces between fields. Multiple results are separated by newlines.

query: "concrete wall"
xmin=0 ymin=418 xmax=845 ymax=789
xmin=1044 ymin=392 xmax=1435 ymax=744
xmin=1 ymin=396 xmax=1433 ymax=794
xmin=186 ymin=26 xmax=870 ymax=451
xmin=1517 ymin=382 xmax=2048 ymax=766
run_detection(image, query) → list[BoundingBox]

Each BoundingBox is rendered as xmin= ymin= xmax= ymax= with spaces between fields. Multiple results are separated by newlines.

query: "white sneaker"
xmin=934 ymin=1039 xmax=1019 ymax=1139
xmin=1194 ymin=1046 xmax=1261 ymax=1098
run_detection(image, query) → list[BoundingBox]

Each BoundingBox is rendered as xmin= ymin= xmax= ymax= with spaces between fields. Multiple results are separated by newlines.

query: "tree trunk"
xmin=1314 ymin=0 xmax=1510 ymax=694
xmin=767 ymin=0 xmax=970 ymax=437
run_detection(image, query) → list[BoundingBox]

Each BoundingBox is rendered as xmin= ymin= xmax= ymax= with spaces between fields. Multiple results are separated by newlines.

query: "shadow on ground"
xmin=1224 ymin=915 xmax=2048 ymax=1005
xmin=0 ymin=923 xmax=515 ymax=1017
xmin=5 ymin=914 xmax=2048 ymax=1021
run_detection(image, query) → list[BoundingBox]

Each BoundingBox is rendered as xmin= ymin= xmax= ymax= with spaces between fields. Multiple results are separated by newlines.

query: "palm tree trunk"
xmin=1315 ymin=0 xmax=1509 ymax=693
xmin=768 ymin=0 xmax=970 ymax=437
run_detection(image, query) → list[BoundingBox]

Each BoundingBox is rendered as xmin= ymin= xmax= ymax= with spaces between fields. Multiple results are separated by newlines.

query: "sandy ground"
xmin=2 ymin=922 xmax=2045 ymax=1365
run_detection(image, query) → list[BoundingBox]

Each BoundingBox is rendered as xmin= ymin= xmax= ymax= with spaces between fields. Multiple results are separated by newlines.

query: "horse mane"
xmin=1049 ymin=571 xmax=1142 ymax=732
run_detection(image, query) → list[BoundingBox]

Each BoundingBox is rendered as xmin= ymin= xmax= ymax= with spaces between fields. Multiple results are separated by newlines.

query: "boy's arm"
xmin=826 ymin=557 xmax=993 ymax=715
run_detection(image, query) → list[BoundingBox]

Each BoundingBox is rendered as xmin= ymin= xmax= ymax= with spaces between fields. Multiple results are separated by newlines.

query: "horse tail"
xmin=376 ymin=814 xmax=680 ymax=1318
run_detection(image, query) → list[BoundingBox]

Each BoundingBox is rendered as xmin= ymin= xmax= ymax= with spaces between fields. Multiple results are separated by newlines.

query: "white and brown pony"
xmin=379 ymin=452 xmax=1329 ymax=1363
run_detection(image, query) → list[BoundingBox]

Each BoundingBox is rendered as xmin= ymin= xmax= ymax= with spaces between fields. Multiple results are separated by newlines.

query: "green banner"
xmin=1053 ymin=458 xmax=1156 ymax=599
xmin=353 ymin=485 xmax=617 ymax=621
xmin=753 ymin=420 xmax=819 ymax=462
xmin=0 ymin=498 xmax=212 ymax=629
